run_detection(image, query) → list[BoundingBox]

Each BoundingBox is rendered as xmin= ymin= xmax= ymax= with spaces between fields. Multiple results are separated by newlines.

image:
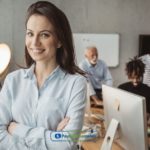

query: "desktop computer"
xmin=101 ymin=85 xmax=148 ymax=150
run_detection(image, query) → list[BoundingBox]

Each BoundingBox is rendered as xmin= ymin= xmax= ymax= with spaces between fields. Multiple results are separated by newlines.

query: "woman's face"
xmin=25 ymin=14 xmax=61 ymax=64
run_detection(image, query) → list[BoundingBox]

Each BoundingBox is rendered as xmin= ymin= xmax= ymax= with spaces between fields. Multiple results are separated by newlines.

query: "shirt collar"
xmin=46 ymin=65 xmax=66 ymax=81
xmin=24 ymin=63 xmax=66 ymax=80
xmin=24 ymin=64 xmax=35 ymax=79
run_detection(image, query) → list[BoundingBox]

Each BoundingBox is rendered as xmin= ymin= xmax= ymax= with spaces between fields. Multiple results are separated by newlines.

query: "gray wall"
xmin=1 ymin=0 xmax=150 ymax=86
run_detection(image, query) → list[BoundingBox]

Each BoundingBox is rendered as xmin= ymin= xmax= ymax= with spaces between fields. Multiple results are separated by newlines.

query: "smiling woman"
xmin=25 ymin=14 xmax=60 ymax=75
xmin=0 ymin=1 xmax=87 ymax=150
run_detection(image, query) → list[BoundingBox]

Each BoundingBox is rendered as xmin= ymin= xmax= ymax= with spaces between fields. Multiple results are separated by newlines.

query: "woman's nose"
xmin=32 ymin=36 xmax=41 ymax=46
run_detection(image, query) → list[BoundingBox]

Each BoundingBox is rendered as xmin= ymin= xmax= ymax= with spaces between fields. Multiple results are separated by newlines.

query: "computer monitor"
xmin=101 ymin=85 xmax=148 ymax=150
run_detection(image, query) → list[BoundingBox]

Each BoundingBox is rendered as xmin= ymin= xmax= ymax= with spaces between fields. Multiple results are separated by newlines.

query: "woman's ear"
xmin=57 ymin=42 xmax=62 ymax=48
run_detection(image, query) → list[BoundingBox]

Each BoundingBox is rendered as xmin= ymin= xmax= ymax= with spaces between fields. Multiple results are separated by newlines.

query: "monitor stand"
xmin=100 ymin=119 xmax=119 ymax=150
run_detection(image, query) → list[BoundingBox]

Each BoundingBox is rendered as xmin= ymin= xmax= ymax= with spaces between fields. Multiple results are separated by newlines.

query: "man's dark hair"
xmin=126 ymin=56 xmax=145 ymax=78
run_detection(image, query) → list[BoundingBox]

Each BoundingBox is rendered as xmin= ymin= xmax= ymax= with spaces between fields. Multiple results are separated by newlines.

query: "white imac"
xmin=101 ymin=85 xmax=148 ymax=150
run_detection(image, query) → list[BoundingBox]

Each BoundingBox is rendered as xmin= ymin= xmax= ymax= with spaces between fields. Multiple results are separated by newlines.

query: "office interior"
xmin=1 ymin=0 xmax=150 ymax=87
xmin=0 ymin=0 xmax=150 ymax=149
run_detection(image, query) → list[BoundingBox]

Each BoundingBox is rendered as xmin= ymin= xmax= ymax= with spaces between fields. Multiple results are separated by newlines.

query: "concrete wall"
xmin=1 ymin=0 xmax=150 ymax=86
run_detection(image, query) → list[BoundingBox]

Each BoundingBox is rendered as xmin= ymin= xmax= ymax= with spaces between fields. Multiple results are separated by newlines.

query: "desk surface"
xmin=82 ymin=138 xmax=123 ymax=150
xmin=82 ymin=137 xmax=150 ymax=150
xmin=81 ymin=108 xmax=122 ymax=150
xmin=81 ymin=119 xmax=123 ymax=150
xmin=82 ymin=107 xmax=149 ymax=150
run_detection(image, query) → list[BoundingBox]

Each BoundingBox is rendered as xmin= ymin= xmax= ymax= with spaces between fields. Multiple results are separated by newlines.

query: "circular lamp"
xmin=0 ymin=43 xmax=11 ymax=88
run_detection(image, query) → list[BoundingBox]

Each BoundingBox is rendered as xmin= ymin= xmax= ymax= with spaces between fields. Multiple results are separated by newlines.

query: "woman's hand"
xmin=57 ymin=117 xmax=70 ymax=131
xmin=7 ymin=122 xmax=18 ymax=135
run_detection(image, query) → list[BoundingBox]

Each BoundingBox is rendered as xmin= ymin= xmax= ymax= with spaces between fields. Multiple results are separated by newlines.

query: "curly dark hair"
xmin=24 ymin=1 xmax=85 ymax=75
xmin=126 ymin=56 xmax=145 ymax=78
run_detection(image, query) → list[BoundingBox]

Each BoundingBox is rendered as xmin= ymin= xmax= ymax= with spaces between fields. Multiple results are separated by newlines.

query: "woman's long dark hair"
xmin=25 ymin=1 xmax=85 ymax=75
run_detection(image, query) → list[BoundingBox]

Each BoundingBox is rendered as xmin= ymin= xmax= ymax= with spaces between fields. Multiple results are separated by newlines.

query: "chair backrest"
xmin=85 ymin=82 xmax=92 ymax=118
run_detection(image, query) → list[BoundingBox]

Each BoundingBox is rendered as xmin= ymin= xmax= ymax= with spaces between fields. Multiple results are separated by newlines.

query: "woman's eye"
xmin=26 ymin=32 xmax=33 ymax=37
xmin=40 ymin=33 xmax=50 ymax=38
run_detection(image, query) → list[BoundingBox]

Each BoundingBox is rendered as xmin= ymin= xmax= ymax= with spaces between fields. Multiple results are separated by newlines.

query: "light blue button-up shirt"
xmin=0 ymin=65 xmax=87 ymax=150
xmin=79 ymin=59 xmax=113 ymax=95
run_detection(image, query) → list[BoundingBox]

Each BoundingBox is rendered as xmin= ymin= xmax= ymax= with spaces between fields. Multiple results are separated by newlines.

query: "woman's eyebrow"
xmin=26 ymin=29 xmax=53 ymax=33
xmin=40 ymin=30 xmax=52 ymax=32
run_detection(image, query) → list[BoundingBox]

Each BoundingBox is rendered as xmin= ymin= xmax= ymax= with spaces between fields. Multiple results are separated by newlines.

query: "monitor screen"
xmin=102 ymin=85 xmax=148 ymax=150
xmin=139 ymin=35 xmax=150 ymax=56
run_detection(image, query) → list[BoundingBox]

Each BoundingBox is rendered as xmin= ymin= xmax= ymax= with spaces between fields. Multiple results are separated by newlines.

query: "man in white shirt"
xmin=79 ymin=46 xmax=113 ymax=105
xmin=140 ymin=53 xmax=150 ymax=87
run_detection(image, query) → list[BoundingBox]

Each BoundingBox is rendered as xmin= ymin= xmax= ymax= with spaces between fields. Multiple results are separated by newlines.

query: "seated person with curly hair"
xmin=118 ymin=57 xmax=150 ymax=119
